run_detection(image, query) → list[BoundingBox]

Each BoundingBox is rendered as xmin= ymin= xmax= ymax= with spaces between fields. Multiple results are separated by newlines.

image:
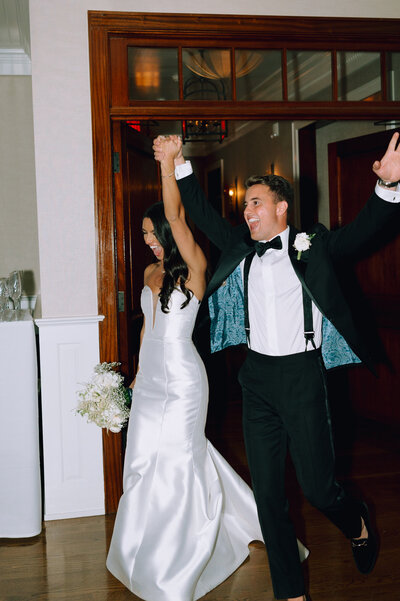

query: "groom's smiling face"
xmin=243 ymin=184 xmax=288 ymax=241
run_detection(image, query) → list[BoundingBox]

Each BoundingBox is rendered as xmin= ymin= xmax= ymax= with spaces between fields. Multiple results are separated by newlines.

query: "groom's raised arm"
xmin=326 ymin=131 xmax=400 ymax=260
xmin=153 ymin=135 xmax=234 ymax=251
xmin=177 ymin=171 xmax=234 ymax=251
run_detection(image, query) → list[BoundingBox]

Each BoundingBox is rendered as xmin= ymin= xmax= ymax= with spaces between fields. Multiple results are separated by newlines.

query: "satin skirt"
xmin=107 ymin=335 xmax=265 ymax=601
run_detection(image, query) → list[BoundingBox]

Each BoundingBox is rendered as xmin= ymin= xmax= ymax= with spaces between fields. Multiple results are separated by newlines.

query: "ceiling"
xmin=0 ymin=0 xmax=31 ymax=75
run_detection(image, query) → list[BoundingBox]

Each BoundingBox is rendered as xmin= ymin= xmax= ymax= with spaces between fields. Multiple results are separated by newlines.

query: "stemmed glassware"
xmin=0 ymin=278 xmax=10 ymax=313
xmin=7 ymin=271 xmax=22 ymax=310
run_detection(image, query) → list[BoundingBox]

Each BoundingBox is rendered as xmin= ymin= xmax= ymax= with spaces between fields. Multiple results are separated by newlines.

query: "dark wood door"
xmin=113 ymin=123 xmax=159 ymax=383
xmin=328 ymin=129 xmax=400 ymax=426
xmin=106 ymin=123 xmax=159 ymax=510
xmin=298 ymin=123 xmax=318 ymax=230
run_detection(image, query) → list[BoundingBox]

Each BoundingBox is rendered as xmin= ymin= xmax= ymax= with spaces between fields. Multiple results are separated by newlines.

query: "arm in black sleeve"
xmin=326 ymin=192 xmax=400 ymax=261
xmin=177 ymin=173 xmax=233 ymax=251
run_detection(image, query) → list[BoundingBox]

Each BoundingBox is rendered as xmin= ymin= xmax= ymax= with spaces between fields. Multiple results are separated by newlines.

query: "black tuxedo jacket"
xmin=177 ymin=173 xmax=399 ymax=372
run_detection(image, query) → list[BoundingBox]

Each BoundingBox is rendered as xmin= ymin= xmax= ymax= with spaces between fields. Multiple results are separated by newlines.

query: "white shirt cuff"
xmin=375 ymin=180 xmax=400 ymax=203
xmin=175 ymin=161 xmax=193 ymax=180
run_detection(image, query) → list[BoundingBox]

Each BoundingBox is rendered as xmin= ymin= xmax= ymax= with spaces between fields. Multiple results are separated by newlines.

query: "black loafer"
xmin=351 ymin=502 xmax=378 ymax=574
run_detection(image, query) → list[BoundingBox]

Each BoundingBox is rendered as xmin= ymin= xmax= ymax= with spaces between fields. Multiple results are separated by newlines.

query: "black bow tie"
xmin=254 ymin=236 xmax=282 ymax=257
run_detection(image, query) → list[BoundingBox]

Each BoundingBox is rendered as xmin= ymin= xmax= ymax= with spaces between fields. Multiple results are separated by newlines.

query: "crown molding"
xmin=0 ymin=48 xmax=30 ymax=74
xmin=0 ymin=0 xmax=30 ymax=74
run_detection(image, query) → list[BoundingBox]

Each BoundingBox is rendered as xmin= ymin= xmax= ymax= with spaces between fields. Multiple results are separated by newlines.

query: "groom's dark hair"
xmin=244 ymin=174 xmax=293 ymax=216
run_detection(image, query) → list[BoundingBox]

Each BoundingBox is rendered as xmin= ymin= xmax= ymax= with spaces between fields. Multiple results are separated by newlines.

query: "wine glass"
xmin=0 ymin=277 xmax=9 ymax=312
xmin=8 ymin=271 xmax=22 ymax=310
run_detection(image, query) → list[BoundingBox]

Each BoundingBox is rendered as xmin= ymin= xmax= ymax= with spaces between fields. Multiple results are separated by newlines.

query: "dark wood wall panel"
xmin=328 ymin=129 xmax=400 ymax=426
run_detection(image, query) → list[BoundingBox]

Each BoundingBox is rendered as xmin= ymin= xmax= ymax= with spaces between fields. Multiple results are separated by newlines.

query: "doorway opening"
xmin=110 ymin=118 xmax=400 ymax=512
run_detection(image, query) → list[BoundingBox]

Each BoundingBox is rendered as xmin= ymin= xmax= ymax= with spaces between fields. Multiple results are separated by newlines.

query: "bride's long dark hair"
xmin=143 ymin=202 xmax=193 ymax=313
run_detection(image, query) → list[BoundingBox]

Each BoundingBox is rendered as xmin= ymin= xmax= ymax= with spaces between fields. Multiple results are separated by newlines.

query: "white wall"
xmin=0 ymin=75 xmax=40 ymax=304
xmin=204 ymin=120 xmax=294 ymax=217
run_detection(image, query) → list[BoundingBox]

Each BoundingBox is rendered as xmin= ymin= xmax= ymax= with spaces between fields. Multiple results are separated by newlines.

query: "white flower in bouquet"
xmin=75 ymin=362 xmax=131 ymax=433
xmin=93 ymin=370 xmax=121 ymax=391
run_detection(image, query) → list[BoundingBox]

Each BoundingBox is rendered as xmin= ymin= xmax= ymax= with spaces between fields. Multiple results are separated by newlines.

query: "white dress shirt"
xmin=175 ymin=162 xmax=400 ymax=356
xmin=241 ymin=227 xmax=322 ymax=355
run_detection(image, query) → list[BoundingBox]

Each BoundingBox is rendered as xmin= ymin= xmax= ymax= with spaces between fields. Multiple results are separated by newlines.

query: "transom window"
xmin=117 ymin=44 xmax=400 ymax=104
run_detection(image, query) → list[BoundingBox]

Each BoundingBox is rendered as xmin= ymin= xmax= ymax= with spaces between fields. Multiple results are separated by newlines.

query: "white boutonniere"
xmin=293 ymin=232 xmax=316 ymax=260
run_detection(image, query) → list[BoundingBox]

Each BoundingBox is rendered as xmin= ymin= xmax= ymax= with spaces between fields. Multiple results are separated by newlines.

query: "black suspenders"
xmin=302 ymin=287 xmax=316 ymax=350
xmin=243 ymin=252 xmax=255 ymax=345
xmin=243 ymin=251 xmax=316 ymax=350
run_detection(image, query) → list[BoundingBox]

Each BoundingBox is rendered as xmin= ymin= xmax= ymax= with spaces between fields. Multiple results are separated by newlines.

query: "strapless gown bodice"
xmin=142 ymin=284 xmax=199 ymax=341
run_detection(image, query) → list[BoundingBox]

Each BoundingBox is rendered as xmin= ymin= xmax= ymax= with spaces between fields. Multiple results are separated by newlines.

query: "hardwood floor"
xmin=1 ymin=382 xmax=400 ymax=601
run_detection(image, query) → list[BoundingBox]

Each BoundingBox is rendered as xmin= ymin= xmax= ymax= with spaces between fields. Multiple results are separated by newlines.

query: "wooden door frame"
xmin=88 ymin=11 xmax=400 ymax=512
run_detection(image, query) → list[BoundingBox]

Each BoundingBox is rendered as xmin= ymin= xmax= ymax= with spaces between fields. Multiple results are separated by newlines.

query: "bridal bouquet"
xmin=75 ymin=362 xmax=131 ymax=433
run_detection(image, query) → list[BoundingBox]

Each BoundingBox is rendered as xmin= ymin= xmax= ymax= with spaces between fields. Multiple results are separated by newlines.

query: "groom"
xmin=153 ymin=132 xmax=400 ymax=601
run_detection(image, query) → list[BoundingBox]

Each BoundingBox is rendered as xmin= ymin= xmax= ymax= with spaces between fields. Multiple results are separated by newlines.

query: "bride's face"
xmin=142 ymin=217 xmax=164 ymax=261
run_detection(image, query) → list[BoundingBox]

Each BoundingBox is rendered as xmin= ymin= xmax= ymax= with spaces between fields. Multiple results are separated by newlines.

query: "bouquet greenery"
xmin=75 ymin=362 xmax=131 ymax=433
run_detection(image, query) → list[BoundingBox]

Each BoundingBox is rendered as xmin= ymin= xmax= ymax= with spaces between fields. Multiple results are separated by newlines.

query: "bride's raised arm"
xmin=154 ymin=135 xmax=207 ymax=281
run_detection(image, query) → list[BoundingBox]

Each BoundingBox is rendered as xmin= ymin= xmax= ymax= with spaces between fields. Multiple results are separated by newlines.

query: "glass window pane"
xmin=337 ymin=51 xmax=381 ymax=101
xmin=235 ymin=50 xmax=282 ymax=101
xmin=128 ymin=47 xmax=179 ymax=101
xmin=287 ymin=51 xmax=332 ymax=101
xmin=182 ymin=49 xmax=232 ymax=100
xmin=387 ymin=52 xmax=400 ymax=101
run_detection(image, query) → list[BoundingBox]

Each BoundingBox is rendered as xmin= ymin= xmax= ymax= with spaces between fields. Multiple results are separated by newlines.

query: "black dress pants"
xmin=239 ymin=348 xmax=363 ymax=600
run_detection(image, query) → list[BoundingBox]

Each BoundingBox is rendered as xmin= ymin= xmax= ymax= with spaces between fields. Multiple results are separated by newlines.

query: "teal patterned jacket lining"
xmin=208 ymin=265 xmax=361 ymax=370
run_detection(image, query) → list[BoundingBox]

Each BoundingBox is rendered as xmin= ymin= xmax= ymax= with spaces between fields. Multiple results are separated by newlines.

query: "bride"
xmin=106 ymin=136 xmax=307 ymax=601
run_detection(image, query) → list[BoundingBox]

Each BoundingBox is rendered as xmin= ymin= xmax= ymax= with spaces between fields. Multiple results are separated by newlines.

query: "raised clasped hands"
xmin=373 ymin=131 xmax=400 ymax=182
xmin=153 ymin=134 xmax=183 ymax=165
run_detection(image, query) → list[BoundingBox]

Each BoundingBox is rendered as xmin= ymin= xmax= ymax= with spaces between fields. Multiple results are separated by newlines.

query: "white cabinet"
xmin=0 ymin=311 xmax=41 ymax=537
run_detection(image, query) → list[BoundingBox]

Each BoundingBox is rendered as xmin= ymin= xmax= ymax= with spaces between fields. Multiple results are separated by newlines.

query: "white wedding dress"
xmin=107 ymin=286 xmax=307 ymax=601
